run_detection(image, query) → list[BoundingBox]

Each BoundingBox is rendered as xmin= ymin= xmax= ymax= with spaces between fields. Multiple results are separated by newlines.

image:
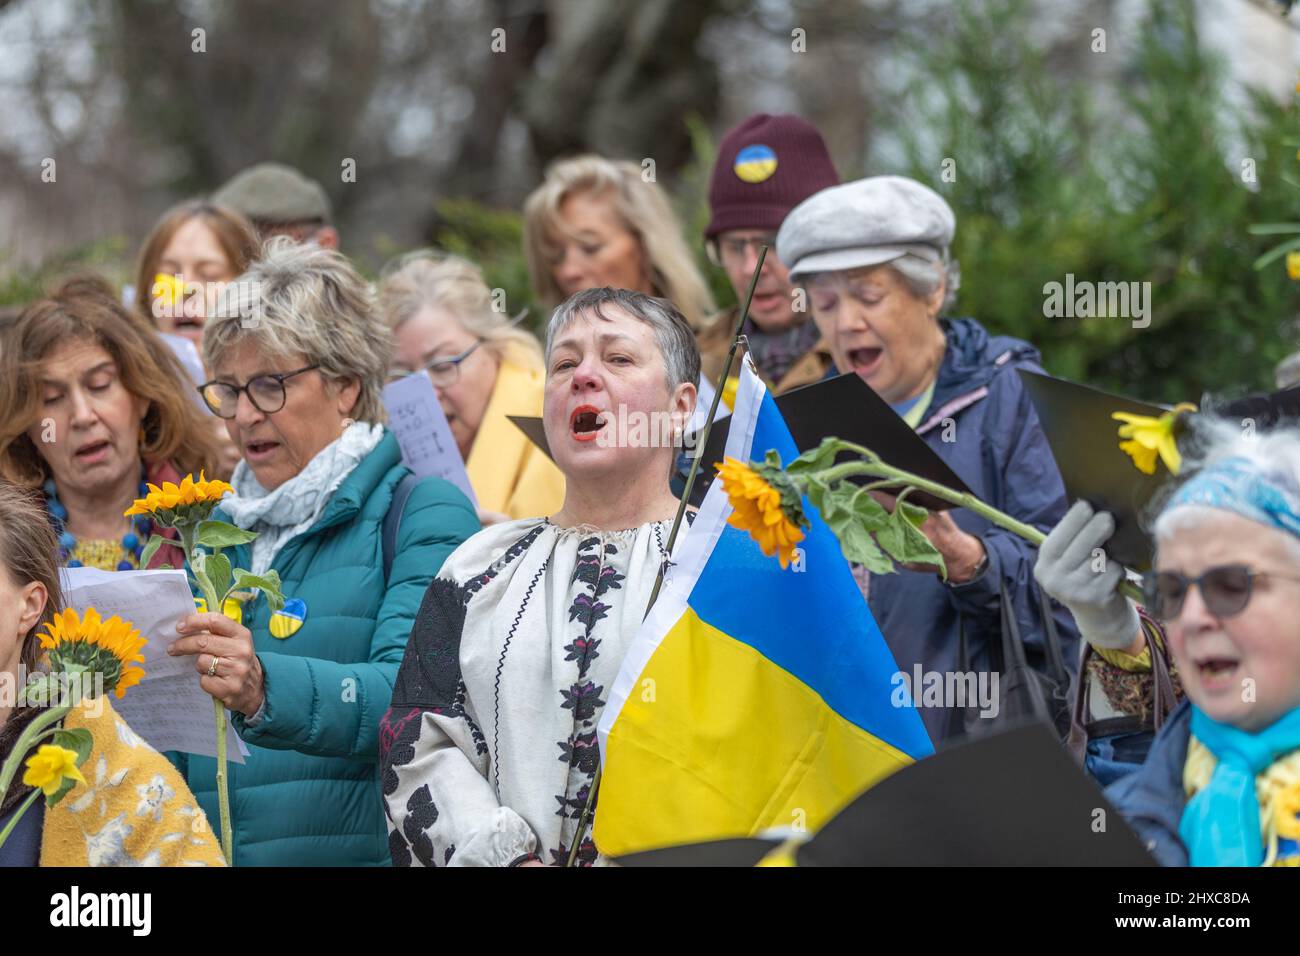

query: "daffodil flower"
xmin=22 ymin=745 xmax=86 ymax=798
xmin=1112 ymin=403 xmax=1196 ymax=476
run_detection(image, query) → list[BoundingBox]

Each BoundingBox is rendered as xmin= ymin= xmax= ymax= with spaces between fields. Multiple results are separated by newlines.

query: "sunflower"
xmin=716 ymin=457 xmax=806 ymax=568
xmin=39 ymin=607 xmax=147 ymax=699
xmin=1112 ymin=403 xmax=1196 ymax=476
xmin=125 ymin=470 xmax=233 ymax=524
xmin=22 ymin=744 xmax=86 ymax=797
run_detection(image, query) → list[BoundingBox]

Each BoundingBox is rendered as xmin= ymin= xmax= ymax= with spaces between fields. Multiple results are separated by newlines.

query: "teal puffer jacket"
xmin=170 ymin=430 xmax=479 ymax=866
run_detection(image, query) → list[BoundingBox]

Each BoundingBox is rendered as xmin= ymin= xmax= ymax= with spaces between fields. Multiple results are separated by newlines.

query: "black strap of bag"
xmin=950 ymin=579 xmax=1073 ymax=740
xmin=382 ymin=473 xmax=420 ymax=583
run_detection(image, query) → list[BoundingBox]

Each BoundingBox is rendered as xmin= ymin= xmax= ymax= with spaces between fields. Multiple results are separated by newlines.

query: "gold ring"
xmin=207 ymin=656 xmax=220 ymax=678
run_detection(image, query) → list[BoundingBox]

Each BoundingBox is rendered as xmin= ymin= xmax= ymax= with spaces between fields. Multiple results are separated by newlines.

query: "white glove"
xmin=1033 ymin=500 xmax=1139 ymax=650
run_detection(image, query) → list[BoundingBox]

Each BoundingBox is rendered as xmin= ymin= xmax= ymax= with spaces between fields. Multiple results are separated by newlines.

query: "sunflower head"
xmin=125 ymin=470 xmax=233 ymax=526
xmin=38 ymin=607 xmax=147 ymax=700
xmin=716 ymin=454 xmax=807 ymax=568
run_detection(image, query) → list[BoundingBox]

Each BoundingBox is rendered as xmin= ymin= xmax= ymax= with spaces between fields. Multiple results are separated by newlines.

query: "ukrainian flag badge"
xmin=733 ymin=144 xmax=777 ymax=183
xmin=269 ymin=598 xmax=308 ymax=639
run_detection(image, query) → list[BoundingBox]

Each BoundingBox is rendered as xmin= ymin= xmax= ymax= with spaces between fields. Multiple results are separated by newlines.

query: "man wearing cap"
xmin=699 ymin=114 xmax=838 ymax=394
xmin=212 ymin=161 xmax=340 ymax=250
xmin=778 ymin=174 xmax=1081 ymax=743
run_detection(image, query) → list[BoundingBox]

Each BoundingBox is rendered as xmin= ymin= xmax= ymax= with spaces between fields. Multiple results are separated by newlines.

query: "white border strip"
xmin=597 ymin=360 xmax=768 ymax=752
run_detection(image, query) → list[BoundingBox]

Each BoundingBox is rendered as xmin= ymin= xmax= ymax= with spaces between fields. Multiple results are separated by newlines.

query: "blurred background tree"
xmin=1 ymin=0 xmax=1297 ymax=400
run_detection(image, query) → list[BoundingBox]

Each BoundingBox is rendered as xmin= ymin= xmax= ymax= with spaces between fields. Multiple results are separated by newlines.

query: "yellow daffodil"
xmin=151 ymin=272 xmax=186 ymax=307
xmin=38 ymin=607 xmax=147 ymax=699
xmin=1288 ymin=252 xmax=1300 ymax=281
xmin=22 ymin=744 xmax=86 ymax=797
xmin=716 ymin=457 xmax=806 ymax=568
xmin=1112 ymin=403 xmax=1196 ymax=476
xmin=125 ymin=470 xmax=233 ymax=520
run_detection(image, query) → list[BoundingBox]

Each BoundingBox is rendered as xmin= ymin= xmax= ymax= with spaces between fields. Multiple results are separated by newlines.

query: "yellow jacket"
xmin=40 ymin=698 xmax=225 ymax=867
xmin=465 ymin=353 xmax=566 ymax=520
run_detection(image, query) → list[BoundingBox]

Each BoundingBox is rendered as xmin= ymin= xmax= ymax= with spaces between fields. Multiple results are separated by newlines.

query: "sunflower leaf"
xmin=786 ymin=437 xmax=844 ymax=476
xmin=876 ymin=505 xmax=946 ymax=577
xmin=138 ymin=534 xmax=171 ymax=569
xmin=196 ymin=520 xmax=258 ymax=550
xmin=232 ymin=568 xmax=286 ymax=613
xmin=204 ymin=553 xmax=233 ymax=606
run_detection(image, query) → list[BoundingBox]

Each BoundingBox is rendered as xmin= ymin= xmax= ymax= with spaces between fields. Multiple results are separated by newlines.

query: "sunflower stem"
xmin=803 ymin=445 xmax=1148 ymax=608
xmin=182 ymin=524 xmax=233 ymax=866
xmin=0 ymin=704 xmax=72 ymax=807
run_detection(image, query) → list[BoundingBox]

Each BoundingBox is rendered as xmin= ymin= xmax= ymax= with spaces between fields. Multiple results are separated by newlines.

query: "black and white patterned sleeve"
xmin=379 ymin=577 xmax=538 ymax=867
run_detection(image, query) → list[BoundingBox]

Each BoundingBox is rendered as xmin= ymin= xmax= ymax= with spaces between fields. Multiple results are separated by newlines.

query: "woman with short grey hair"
xmin=167 ymin=237 xmax=480 ymax=865
xmin=381 ymin=286 xmax=699 ymax=866
xmin=777 ymin=174 xmax=1080 ymax=744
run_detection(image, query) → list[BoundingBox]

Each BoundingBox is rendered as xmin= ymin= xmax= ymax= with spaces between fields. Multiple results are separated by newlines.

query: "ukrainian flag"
xmin=594 ymin=359 xmax=933 ymax=856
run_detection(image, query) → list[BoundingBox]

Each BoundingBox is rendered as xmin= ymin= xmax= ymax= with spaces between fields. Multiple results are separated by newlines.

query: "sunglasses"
xmin=1141 ymin=564 xmax=1300 ymax=621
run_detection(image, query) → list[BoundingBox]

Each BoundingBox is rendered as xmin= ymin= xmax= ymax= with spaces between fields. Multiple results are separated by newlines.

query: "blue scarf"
xmin=1181 ymin=705 xmax=1300 ymax=866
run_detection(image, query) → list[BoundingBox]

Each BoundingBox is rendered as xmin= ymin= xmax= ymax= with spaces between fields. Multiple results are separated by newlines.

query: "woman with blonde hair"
xmin=523 ymin=155 xmax=716 ymax=333
xmin=380 ymin=251 xmax=566 ymax=523
xmin=0 ymin=276 xmax=220 ymax=572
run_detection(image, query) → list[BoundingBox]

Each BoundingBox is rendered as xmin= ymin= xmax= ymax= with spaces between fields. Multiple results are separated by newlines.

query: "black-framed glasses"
xmin=706 ymin=233 xmax=776 ymax=268
xmin=197 ymin=365 xmax=320 ymax=418
xmin=387 ymin=340 xmax=482 ymax=388
xmin=1141 ymin=564 xmax=1300 ymax=621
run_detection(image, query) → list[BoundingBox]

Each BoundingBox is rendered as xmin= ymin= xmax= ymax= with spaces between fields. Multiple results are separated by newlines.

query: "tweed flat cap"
xmin=776 ymin=175 xmax=955 ymax=279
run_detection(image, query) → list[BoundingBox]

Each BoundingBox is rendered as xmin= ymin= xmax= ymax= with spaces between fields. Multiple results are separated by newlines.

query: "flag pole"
xmin=564 ymin=247 xmax=769 ymax=868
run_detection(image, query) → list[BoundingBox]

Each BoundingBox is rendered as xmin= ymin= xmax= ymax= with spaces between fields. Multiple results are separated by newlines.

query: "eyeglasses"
xmin=387 ymin=340 xmax=482 ymax=388
xmin=1141 ymin=564 xmax=1300 ymax=621
xmin=197 ymin=365 xmax=320 ymax=418
xmin=706 ymin=234 xmax=776 ymax=268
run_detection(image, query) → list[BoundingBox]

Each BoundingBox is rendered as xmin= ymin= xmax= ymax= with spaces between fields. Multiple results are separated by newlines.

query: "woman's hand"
xmin=169 ymin=611 xmax=265 ymax=717
xmin=871 ymin=492 xmax=987 ymax=582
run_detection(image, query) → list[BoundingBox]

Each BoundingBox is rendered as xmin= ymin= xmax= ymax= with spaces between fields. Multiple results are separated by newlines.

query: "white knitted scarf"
xmin=222 ymin=422 xmax=385 ymax=576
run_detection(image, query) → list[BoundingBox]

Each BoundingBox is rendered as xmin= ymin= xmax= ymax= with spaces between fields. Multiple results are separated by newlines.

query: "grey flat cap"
xmin=212 ymin=162 xmax=332 ymax=224
xmin=776 ymin=175 xmax=955 ymax=280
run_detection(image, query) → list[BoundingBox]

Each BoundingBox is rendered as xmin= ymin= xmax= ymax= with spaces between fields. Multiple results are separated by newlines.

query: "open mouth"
xmin=847 ymin=347 xmax=884 ymax=376
xmin=1194 ymin=656 xmax=1240 ymax=685
xmin=245 ymin=439 xmax=280 ymax=458
xmin=570 ymin=405 xmax=607 ymax=442
xmin=74 ymin=439 xmax=111 ymax=461
xmin=172 ymin=315 xmax=204 ymax=333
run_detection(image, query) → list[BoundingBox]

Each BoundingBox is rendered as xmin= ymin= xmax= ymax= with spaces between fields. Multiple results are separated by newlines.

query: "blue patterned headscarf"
xmin=1165 ymin=455 xmax=1300 ymax=540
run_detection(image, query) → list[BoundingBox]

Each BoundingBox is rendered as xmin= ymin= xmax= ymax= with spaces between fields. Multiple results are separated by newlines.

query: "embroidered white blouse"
xmin=380 ymin=516 xmax=687 ymax=866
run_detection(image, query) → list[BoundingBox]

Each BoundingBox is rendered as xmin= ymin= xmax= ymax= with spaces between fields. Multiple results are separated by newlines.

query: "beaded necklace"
xmin=43 ymin=473 xmax=154 ymax=570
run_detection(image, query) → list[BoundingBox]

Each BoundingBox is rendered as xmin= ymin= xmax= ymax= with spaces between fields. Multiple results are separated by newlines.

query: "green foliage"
xmin=0 ymin=236 xmax=132 ymax=311
xmin=878 ymin=0 xmax=1299 ymax=403
xmin=430 ymin=199 xmax=542 ymax=337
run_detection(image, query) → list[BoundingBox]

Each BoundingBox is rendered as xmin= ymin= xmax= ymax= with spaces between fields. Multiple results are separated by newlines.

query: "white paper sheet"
xmin=381 ymin=371 xmax=478 ymax=505
xmin=60 ymin=567 xmax=248 ymax=763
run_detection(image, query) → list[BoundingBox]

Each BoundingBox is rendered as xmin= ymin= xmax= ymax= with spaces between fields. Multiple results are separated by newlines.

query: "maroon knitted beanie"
xmin=705 ymin=113 xmax=839 ymax=238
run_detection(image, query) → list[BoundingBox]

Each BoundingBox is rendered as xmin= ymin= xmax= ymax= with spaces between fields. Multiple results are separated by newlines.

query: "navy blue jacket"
xmin=865 ymin=318 xmax=1082 ymax=742
xmin=1105 ymin=700 xmax=1191 ymax=866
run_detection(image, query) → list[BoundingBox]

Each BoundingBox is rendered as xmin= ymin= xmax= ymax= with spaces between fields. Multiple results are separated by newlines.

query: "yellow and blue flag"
xmin=594 ymin=360 xmax=933 ymax=856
